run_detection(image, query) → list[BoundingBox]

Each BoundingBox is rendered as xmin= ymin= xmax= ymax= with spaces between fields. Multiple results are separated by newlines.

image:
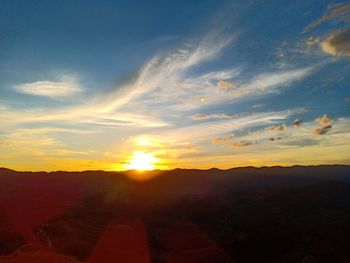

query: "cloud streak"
xmin=14 ymin=75 xmax=84 ymax=98
xmin=190 ymin=113 xmax=237 ymax=121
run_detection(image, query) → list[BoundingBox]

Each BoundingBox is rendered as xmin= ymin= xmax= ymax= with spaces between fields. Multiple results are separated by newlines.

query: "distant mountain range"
xmin=0 ymin=165 xmax=350 ymax=263
xmin=2 ymin=165 xmax=350 ymax=198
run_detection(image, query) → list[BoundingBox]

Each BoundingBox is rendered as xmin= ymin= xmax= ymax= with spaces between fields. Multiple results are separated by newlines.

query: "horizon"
xmin=1 ymin=164 xmax=349 ymax=173
xmin=0 ymin=1 xmax=349 ymax=171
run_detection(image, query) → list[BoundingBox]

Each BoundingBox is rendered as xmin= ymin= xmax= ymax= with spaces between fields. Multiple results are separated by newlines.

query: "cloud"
xmin=316 ymin=114 xmax=332 ymax=126
xmin=293 ymin=119 xmax=302 ymax=128
xmin=0 ymin=29 xmax=239 ymax=169
xmin=304 ymin=3 xmax=350 ymax=58
xmin=98 ymin=33 xmax=236 ymax=114
xmin=216 ymin=80 xmax=233 ymax=89
xmin=320 ymin=29 xmax=350 ymax=57
xmin=230 ymin=141 xmax=255 ymax=147
xmin=0 ymin=128 xmax=62 ymax=158
xmin=281 ymin=138 xmax=318 ymax=147
xmin=211 ymin=135 xmax=234 ymax=144
xmin=304 ymin=3 xmax=350 ymax=31
xmin=124 ymin=34 xmax=314 ymax=113
xmin=276 ymin=124 xmax=286 ymax=131
xmin=213 ymin=116 xmax=349 ymax=150
xmin=166 ymin=109 xmax=299 ymax=143
xmin=269 ymin=137 xmax=282 ymax=141
xmin=313 ymin=125 xmax=332 ymax=136
xmin=312 ymin=114 xmax=333 ymax=136
xmin=178 ymin=68 xmax=312 ymax=112
xmin=80 ymin=113 xmax=170 ymax=128
xmin=251 ymin=104 xmax=265 ymax=109
xmin=246 ymin=68 xmax=313 ymax=94
xmin=265 ymin=124 xmax=286 ymax=131
xmin=171 ymin=66 xmax=314 ymax=112
xmin=14 ymin=75 xmax=84 ymax=98
xmin=190 ymin=113 xmax=237 ymax=121
xmin=1 ymin=30 xmax=238 ymax=138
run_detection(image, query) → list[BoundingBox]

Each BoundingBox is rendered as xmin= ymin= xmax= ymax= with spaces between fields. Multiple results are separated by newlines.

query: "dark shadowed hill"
xmin=0 ymin=165 xmax=350 ymax=263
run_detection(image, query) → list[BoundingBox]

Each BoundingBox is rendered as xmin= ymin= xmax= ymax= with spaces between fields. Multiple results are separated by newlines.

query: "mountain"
xmin=0 ymin=165 xmax=349 ymax=262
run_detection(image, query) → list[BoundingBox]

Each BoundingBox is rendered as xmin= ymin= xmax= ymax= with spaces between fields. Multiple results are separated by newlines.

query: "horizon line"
xmin=1 ymin=164 xmax=349 ymax=174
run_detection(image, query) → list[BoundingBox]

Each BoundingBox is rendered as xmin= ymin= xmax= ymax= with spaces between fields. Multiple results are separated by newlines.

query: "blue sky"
xmin=0 ymin=0 xmax=349 ymax=170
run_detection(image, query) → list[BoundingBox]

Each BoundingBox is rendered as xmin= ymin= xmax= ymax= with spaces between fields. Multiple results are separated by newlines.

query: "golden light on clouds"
xmin=136 ymin=136 xmax=164 ymax=148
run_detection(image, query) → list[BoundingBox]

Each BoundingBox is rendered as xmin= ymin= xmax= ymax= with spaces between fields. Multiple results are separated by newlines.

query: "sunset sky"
xmin=0 ymin=0 xmax=349 ymax=171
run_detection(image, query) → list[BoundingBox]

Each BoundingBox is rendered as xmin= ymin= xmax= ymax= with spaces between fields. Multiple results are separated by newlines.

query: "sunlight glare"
xmin=126 ymin=151 xmax=157 ymax=171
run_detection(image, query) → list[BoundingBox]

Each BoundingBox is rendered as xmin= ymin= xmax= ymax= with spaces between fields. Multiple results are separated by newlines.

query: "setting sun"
xmin=126 ymin=151 xmax=157 ymax=171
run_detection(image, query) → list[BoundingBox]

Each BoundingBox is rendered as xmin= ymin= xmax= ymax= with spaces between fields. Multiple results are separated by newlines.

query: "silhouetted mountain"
xmin=0 ymin=165 xmax=349 ymax=262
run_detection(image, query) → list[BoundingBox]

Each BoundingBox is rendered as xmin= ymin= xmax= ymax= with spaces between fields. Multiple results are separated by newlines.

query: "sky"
xmin=0 ymin=0 xmax=349 ymax=171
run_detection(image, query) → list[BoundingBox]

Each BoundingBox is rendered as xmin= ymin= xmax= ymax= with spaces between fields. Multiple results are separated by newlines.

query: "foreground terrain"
xmin=0 ymin=166 xmax=350 ymax=263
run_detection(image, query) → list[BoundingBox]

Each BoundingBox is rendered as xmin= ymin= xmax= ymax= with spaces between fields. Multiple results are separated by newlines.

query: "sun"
xmin=126 ymin=151 xmax=157 ymax=171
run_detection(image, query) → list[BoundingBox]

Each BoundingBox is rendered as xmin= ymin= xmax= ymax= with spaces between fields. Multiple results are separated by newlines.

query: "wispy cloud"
xmin=170 ymin=66 xmax=314 ymax=111
xmin=99 ymin=32 xmax=236 ymax=113
xmin=304 ymin=3 xmax=350 ymax=32
xmin=149 ymin=109 xmax=302 ymax=145
xmin=189 ymin=113 xmax=237 ymax=121
xmin=244 ymin=68 xmax=314 ymax=94
xmin=3 ymin=28 xmax=316 ymax=134
xmin=251 ymin=104 xmax=265 ymax=109
xmin=14 ymin=75 xmax=84 ymax=98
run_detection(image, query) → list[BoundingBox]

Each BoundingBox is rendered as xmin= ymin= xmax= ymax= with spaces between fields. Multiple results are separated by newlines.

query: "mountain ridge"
xmin=1 ymin=164 xmax=349 ymax=174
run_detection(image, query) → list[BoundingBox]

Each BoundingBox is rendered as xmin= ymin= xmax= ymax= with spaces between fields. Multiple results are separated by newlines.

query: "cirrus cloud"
xmin=190 ymin=113 xmax=237 ymax=121
xmin=14 ymin=75 xmax=84 ymax=98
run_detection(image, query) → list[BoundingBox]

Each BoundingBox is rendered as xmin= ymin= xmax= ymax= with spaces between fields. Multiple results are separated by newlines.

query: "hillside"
xmin=0 ymin=166 xmax=349 ymax=262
